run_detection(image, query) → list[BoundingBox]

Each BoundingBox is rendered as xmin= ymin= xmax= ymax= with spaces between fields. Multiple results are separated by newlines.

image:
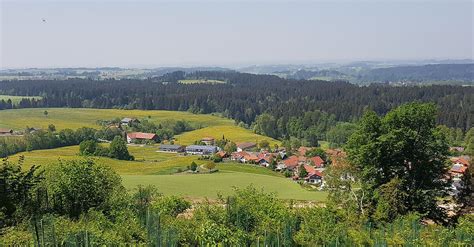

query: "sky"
xmin=1 ymin=0 xmax=472 ymax=68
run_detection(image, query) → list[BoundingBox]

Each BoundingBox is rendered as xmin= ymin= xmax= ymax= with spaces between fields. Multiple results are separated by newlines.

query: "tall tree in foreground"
xmin=345 ymin=102 xmax=450 ymax=223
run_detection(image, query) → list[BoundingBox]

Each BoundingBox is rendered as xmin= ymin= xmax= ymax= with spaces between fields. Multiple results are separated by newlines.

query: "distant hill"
xmin=359 ymin=64 xmax=474 ymax=83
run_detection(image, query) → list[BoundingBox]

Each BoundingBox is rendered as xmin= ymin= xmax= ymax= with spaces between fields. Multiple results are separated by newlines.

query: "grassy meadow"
xmin=9 ymin=144 xmax=326 ymax=201
xmin=0 ymin=108 xmax=278 ymax=146
xmin=0 ymin=95 xmax=42 ymax=105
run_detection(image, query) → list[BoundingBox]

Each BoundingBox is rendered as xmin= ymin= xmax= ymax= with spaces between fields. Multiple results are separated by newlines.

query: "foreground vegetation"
xmin=0 ymin=158 xmax=472 ymax=246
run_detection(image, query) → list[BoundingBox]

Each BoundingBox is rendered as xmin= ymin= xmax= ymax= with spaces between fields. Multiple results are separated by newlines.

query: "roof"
xmin=121 ymin=117 xmax=138 ymax=122
xmin=303 ymin=165 xmax=323 ymax=178
xmin=0 ymin=128 xmax=13 ymax=133
xmin=309 ymin=156 xmax=325 ymax=167
xmin=186 ymin=145 xmax=217 ymax=151
xmin=283 ymin=156 xmax=300 ymax=168
xmin=159 ymin=144 xmax=184 ymax=149
xmin=237 ymin=142 xmax=256 ymax=150
xmin=216 ymin=151 xmax=227 ymax=158
xmin=127 ymin=132 xmax=157 ymax=140
xmin=451 ymin=164 xmax=467 ymax=174
xmin=201 ymin=137 xmax=215 ymax=141
xmin=455 ymin=158 xmax=470 ymax=167
xmin=298 ymin=147 xmax=312 ymax=156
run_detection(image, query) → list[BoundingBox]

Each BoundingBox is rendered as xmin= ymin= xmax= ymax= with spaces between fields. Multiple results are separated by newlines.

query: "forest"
xmin=0 ymin=71 xmax=472 ymax=133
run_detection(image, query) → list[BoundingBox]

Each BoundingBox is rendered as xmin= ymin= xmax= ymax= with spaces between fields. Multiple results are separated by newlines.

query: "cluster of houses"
xmin=229 ymin=145 xmax=326 ymax=185
xmin=448 ymin=156 xmax=471 ymax=195
xmin=155 ymin=138 xmax=328 ymax=185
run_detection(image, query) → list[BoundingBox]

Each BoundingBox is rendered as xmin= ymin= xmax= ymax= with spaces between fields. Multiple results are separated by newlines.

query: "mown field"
xmin=0 ymin=108 xmax=279 ymax=146
xmin=8 ymin=145 xmax=326 ymax=201
xmin=0 ymin=95 xmax=42 ymax=105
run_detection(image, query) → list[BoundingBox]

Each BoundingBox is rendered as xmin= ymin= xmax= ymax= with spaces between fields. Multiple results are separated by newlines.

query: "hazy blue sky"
xmin=1 ymin=0 xmax=472 ymax=68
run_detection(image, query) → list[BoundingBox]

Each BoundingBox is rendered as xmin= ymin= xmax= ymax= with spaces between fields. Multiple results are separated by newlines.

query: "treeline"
xmin=0 ymin=71 xmax=472 ymax=131
xmin=0 ymin=127 xmax=98 ymax=158
xmin=360 ymin=63 xmax=474 ymax=83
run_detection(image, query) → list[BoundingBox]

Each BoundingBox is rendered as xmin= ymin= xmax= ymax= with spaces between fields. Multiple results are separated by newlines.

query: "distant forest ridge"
xmin=0 ymin=71 xmax=472 ymax=131
xmin=270 ymin=63 xmax=474 ymax=84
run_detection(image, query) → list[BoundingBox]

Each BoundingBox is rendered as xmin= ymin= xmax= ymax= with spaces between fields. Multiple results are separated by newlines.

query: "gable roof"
xmin=451 ymin=164 xmax=467 ymax=174
xmin=127 ymin=132 xmax=157 ymax=140
xmin=298 ymin=147 xmax=312 ymax=156
xmin=121 ymin=117 xmax=138 ymax=123
xmin=303 ymin=164 xmax=323 ymax=178
xmin=159 ymin=144 xmax=184 ymax=149
xmin=0 ymin=128 xmax=13 ymax=133
xmin=283 ymin=156 xmax=300 ymax=168
xmin=186 ymin=145 xmax=218 ymax=152
xmin=309 ymin=156 xmax=325 ymax=167
xmin=237 ymin=142 xmax=256 ymax=150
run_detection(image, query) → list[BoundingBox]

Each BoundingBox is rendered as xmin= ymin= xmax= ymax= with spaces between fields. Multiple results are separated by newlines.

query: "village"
xmin=121 ymin=116 xmax=471 ymax=192
xmin=1 ymin=116 xmax=471 ymax=193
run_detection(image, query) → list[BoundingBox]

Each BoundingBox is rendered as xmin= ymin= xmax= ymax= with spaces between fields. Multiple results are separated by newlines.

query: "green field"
xmin=122 ymin=174 xmax=327 ymax=200
xmin=178 ymin=79 xmax=226 ymax=84
xmin=0 ymin=108 xmax=278 ymax=146
xmin=0 ymin=95 xmax=42 ymax=105
xmin=9 ymin=145 xmax=326 ymax=201
xmin=1 ymin=108 xmax=327 ymax=201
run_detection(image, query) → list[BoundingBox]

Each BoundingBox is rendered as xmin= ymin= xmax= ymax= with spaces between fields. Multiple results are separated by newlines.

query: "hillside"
xmin=0 ymin=108 xmax=279 ymax=146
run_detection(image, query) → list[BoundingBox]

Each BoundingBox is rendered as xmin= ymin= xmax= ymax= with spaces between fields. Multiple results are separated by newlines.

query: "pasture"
xmin=122 ymin=174 xmax=327 ymax=201
xmin=0 ymin=108 xmax=278 ymax=146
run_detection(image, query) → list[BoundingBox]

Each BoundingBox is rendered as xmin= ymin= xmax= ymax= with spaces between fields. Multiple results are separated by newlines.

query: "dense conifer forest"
xmin=0 ymin=71 xmax=471 ymax=132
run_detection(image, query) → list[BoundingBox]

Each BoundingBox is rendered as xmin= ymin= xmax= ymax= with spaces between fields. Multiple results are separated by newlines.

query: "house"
xmin=309 ymin=156 xmax=325 ymax=168
xmin=450 ymin=147 xmax=465 ymax=153
xmin=256 ymin=152 xmax=275 ymax=167
xmin=298 ymin=146 xmax=312 ymax=156
xmin=121 ymin=118 xmax=140 ymax=126
xmin=0 ymin=128 xmax=13 ymax=135
xmin=298 ymin=165 xmax=324 ymax=184
xmin=280 ymin=155 xmax=306 ymax=171
xmin=201 ymin=137 xmax=215 ymax=146
xmin=230 ymin=151 xmax=261 ymax=163
xmin=231 ymin=151 xmax=248 ymax=162
xmin=449 ymin=157 xmax=470 ymax=178
xmin=159 ymin=144 xmax=185 ymax=153
xmin=216 ymin=151 xmax=228 ymax=158
xmin=186 ymin=145 xmax=218 ymax=155
xmin=126 ymin=132 xmax=158 ymax=143
xmin=236 ymin=142 xmax=257 ymax=152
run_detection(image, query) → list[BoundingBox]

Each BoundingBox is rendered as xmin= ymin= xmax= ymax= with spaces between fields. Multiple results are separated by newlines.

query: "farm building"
xmin=201 ymin=137 xmax=215 ymax=146
xmin=121 ymin=118 xmax=140 ymax=126
xmin=159 ymin=144 xmax=185 ymax=153
xmin=236 ymin=142 xmax=256 ymax=152
xmin=0 ymin=128 xmax=13 ymax=135
xmin=186 ymin=145 xmax=218 ymax=155
xmin=126 ymin=132 xmax=158 ymax=143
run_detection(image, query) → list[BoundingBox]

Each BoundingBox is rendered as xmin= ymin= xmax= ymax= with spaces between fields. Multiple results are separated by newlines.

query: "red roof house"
xmin=309 ymin=156 xmax=325 ymax=168
xmin=126 ymin=132 xmax=158 ymax=143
